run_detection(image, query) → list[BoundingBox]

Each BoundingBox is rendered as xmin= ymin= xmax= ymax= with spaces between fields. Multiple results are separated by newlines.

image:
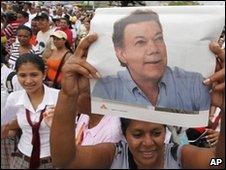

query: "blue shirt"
xmin=92 ymin=66 xmax=210 ymax=112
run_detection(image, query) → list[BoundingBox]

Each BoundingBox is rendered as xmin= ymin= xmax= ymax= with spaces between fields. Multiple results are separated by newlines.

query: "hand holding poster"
xmin=87 ymin=6 xmax=225 ymax=127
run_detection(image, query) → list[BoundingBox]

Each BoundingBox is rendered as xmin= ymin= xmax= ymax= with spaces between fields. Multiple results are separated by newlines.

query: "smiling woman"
xmin=8 ymin=25 xmax=41 ymax=70
xmin=15 ymin=56 xmax=45 ymax=100
xmin=1 ymin=53 xmax=59 ymax=169
xmin=119 ymin=119 xmax=167 ymax=169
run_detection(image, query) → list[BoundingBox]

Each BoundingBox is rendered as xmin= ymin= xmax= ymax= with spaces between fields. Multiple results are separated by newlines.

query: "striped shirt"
xmin=3 ymin=21 xmax=21 ymax=54
xmin=8 ymin=42 xmax=42 ymax=69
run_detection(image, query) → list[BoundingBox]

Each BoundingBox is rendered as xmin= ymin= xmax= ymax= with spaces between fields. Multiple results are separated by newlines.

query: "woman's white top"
xmin=2 ymin=84 xmax=59 ymax=158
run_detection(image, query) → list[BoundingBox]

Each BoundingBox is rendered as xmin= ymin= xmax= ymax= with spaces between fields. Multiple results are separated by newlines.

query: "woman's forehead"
xmin=128 ymin=120 xmax=164 ymax=129
xmin=17 ymin=62 xmax=40 ymax=70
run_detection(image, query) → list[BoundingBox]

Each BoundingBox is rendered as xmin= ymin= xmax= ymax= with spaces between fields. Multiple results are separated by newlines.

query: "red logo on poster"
xmin=100 ymin=104 xmax=107 ymax=109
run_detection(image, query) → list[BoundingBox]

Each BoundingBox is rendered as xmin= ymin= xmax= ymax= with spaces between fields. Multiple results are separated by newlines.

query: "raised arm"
xmin=50 ymin=33 xmax=115 ymax=168
xmin=182 ymin=42 xmax=225 ymax=169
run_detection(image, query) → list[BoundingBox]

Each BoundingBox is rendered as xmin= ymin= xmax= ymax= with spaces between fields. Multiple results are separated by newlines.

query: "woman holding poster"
xmin=50 ymin=32 xmax=225 ymax=169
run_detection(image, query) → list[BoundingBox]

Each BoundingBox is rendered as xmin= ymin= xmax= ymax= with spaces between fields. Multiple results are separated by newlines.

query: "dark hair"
xmin=17 ymin=11 xmax=29 ymax=19
xmin=5 ymin=12 xmax=17 ymax=23
xmin=120 ymin=118 xmax=166 ymax=137
xmin=32 ymin=17 xmax=39 ymax=22
xmin=17 ymin=25 xmax=32 ymax=37
xmin=120 ymin=118 xmax=131 ymax=136
xmin=60 ymin=17 xmax=73 ymax=29
xmin=15 ymin=53 xmax=45 ymax=73
xmin=112 ymin=9 xmax=162 ymax=49
xmin=35 ymin=12 xmax=49 ymax=21
xmin=60 ymin=17 xmax=69 ymax=25
xmin=52 ymin=18 xmax=60 ymax=23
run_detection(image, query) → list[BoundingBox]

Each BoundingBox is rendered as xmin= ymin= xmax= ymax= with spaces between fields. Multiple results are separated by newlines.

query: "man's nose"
xmin=146 ymin=40 xmax=158 ymax=55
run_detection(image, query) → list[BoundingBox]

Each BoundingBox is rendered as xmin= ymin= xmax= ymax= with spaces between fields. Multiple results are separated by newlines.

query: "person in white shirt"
xmin=1 ymin=44 xmax=22 ymax=169
xmin=35 ymin=12 xmax=55 ymax=53
xmin=1 ymin=44 xmax=22 ymax=113
xmin=1 ymin=53 xmax=59 ymax=169
xmin=1 ymin=63 xmax=22 ymax=114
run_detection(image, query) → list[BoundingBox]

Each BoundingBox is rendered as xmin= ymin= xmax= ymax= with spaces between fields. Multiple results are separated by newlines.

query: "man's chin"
xmin=147 ymin=68 xmax=165 ymax=80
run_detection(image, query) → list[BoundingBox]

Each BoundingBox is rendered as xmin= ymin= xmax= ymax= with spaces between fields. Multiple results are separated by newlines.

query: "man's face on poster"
xmin=116 ymin=21 xmax=167 ymax=82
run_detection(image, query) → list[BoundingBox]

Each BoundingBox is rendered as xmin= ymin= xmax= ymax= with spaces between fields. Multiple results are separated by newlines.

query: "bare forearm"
xmin=215 ymin=109 xmax=225 ymax=168
xmin=50 ymin=91 xmax=78 ymax=167
xmin=8 ymin=119 xmax=19 ymax=130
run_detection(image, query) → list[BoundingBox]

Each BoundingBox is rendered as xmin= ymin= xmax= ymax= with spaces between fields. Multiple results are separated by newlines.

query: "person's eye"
xmin=30 ymin=73 xmax=39 ymax=77
xmin=18 ymin=74 xmax=26 ymax=78
xmin=131 ymin=131 xmax=143 ymax=138
xmin=152 ymin=131 xmax=162 ymax=137
xmin=135 ymin=40 xmax=146 ymax=46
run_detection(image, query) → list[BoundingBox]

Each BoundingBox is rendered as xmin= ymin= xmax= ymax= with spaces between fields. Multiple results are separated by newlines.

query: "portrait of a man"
xmin=92 ymin=9 xmax=210 ymax=112
xmin=87 ymin=6 xmax=224 ymax=126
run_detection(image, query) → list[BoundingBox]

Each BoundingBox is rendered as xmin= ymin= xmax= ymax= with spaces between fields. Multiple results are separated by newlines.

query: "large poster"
xmin=87 ymin=6 xmax=225 ymax=127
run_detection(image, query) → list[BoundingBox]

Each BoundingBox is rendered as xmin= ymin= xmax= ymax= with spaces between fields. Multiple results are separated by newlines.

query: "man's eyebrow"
xmin=155 ymin=32 xmax=163 ymax=36
xmin=134 ymin=32 xmax=163 ymax=39
xmin=134 ymin=36 xmax=145 ymax=39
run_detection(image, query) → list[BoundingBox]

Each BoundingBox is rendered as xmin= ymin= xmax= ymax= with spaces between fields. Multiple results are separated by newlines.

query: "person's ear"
xmin=115 ymin=47 xmax=127 ymax=65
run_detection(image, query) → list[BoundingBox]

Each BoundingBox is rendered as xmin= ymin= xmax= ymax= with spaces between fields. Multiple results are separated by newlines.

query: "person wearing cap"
xmin=44 ymin=30 xmax=73 ymax=89
xmin=35 ymin=12 xmax=56 ymax=53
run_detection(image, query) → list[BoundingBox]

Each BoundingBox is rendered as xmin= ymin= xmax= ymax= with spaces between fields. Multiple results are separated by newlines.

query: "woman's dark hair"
xmin=17 ymin=25 xmax=32 ymax=37
xmin=63 ymin=15 xmax=73 ymax=29
xmin=120 ymin=118 xmax=167 ymax=137
xmin=15 ymin=53 xmax=45 ymax=73
xmin=120 ymin=118 xmax=131 ymax=136
xmin=60 ymin=17 xmax=69 ymax=25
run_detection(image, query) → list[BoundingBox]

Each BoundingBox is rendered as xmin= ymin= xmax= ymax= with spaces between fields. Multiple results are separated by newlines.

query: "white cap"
xmin=51 ymin=30 xmax=67 ymax=39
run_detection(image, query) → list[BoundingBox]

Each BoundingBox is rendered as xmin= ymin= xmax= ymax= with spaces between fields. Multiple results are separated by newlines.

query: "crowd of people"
xmin=1 ymin=1 xmax=94 ymax=169
xmin=1 ymin=1 xmax=93 ymax=55
xmin=1 ymin=1 xmax=225 ymax=169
